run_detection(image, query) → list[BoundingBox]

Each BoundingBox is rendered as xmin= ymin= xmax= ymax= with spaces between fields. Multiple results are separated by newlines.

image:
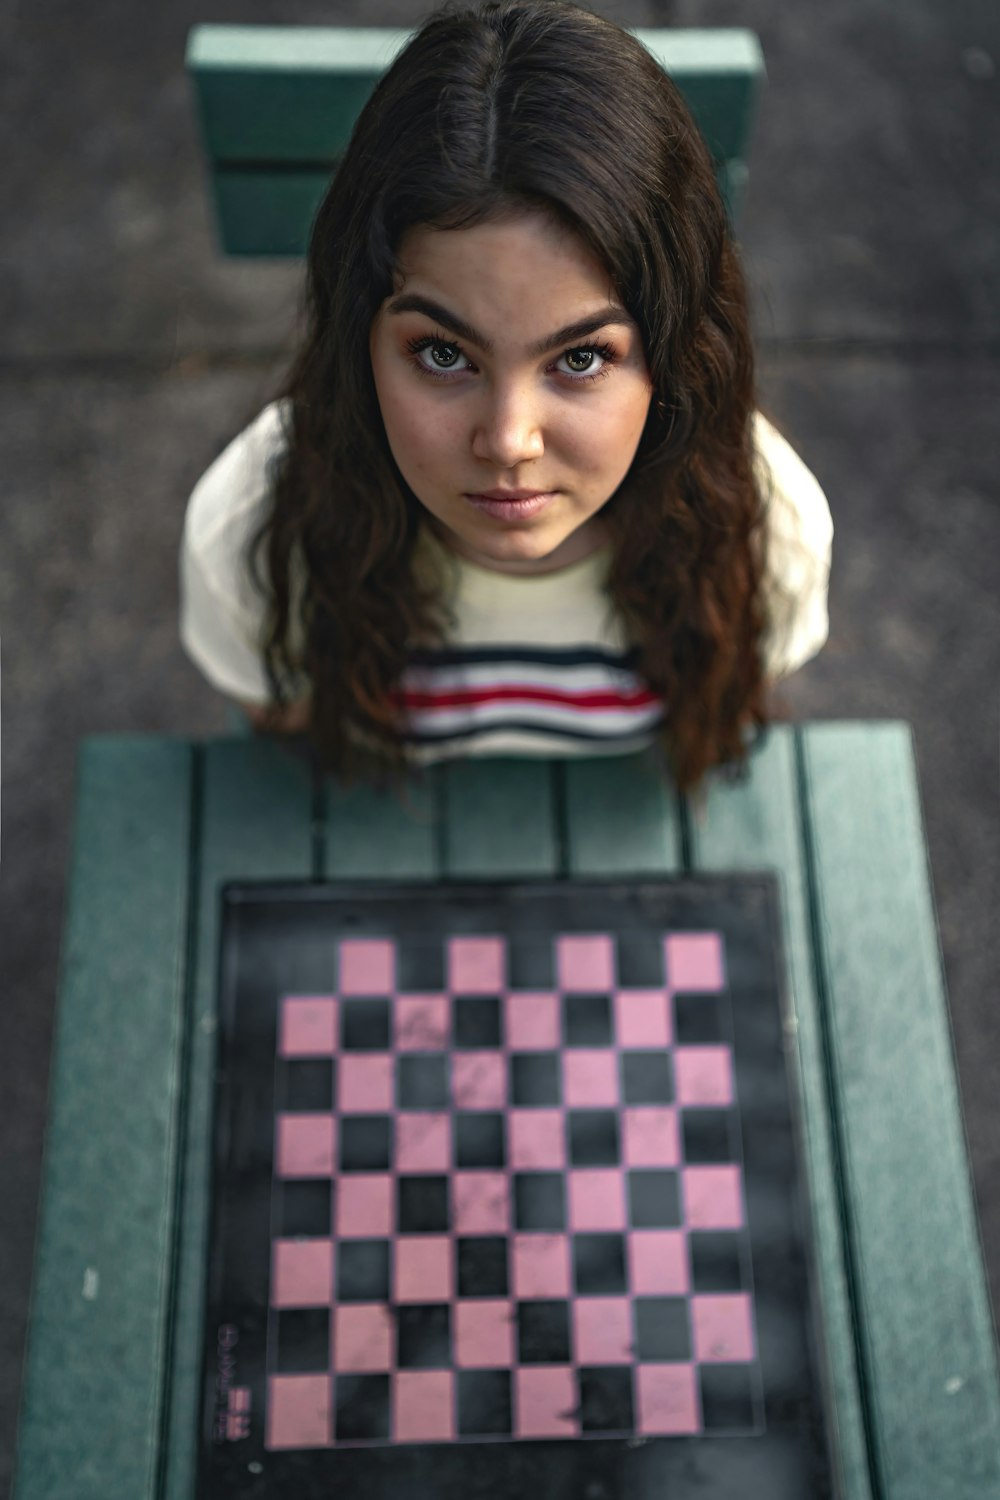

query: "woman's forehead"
xmin=388 ymin=211 xmax=625 ymax=334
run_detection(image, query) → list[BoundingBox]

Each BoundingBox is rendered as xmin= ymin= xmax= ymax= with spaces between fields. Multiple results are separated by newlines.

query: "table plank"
xmin=800 ymin=722 xmax=1000 ymax=1500
xmin=686 ymin=724 xmax=874 ymax=1500
xmin=439 ymin=759 xmax=559 ymax=877
xmin=162 ymin=738 xmax=315 ymax=1500
xmin=323 ymin=769 xmax=439 ymax=880
xmin=14 ymin=738 xmax=195 ymax=1500
xmin=562 ymin=748 xmax=683 ymax=874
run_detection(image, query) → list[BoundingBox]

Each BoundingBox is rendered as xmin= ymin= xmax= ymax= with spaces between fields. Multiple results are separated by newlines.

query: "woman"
xmin=180 ymin=0 xmax=832 ymax=792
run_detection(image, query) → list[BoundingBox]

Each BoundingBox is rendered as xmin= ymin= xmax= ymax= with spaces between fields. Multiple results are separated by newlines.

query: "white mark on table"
xmin=944 ymin=1375 xmax=965 ymax=1395
xmin=82 ymin=1267 xmax=99 ymax=1301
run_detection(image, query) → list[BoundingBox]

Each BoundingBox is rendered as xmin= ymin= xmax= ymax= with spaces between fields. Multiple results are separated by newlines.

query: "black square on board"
xmin=395 ymin=941 xmax=445 ymax=991
xmin=573 ymin=1233 xmax=627 ymax=1295
xmin=690 ymin=1232 xmax=745 ymax=1293
xmin=568 ymin=1110 xmax=620 ymax=1167
xmin=674 ymin=992 xmax=724 ymax=1045
xmin=634 ymin=1296 xmax=691 ymax=1361
xmin=453 ymin=996 xmax=501 ymax=1048
xmin=340 ymin=1116 xmax=391 ymax=1172
xmin=274 ymin=1308 xmax=330 ymax=1373
xmin=342 ymin=998 xmax=391 ymax=1051
xmin=622 ymin=1052 xmax=674 ymax=1105
xmin=458 ymin=1370 xmax=512 ymax=1437
xmin=510 ymin=1053 xmax=561 ymax=1107
xmin=578 ymin=1366 xmax=634 ymax=1433
xmin=398 ymin=1175 xmax=450 ymax=1233
xmin=283 ymin=1059 xmax=334 ymax=1112
xmin=507 ymin=941 xmax=555 ymax=989
xmin=563 ymin=993 xmax=613 ymax=1046
xmin=682 ymin=1109 xmax=734 ymax=1164
xmin=517 ymin=1300 xmax=571 ymax=1363
xmin=278 ymin=1180 xmax=331 ymax=1238
xmin=615 ymin=933 xmax=664 ymax=986
xmin=337 ymin=1240 xmax=390 ymax=1302
xmin=397 ymin=1304 xmax=452 ymax=1369
xmin=397 ymin=1055 xmax=449 ymax=1110
xmin=456 ymin=1112 xmax=506 ymax=1168
xmin=700 ymin=1364 xmax=757 ymax=1431
xmin=457 ymin=1236 xmax=509 ymax=1297
xmin=335 ymin=1374 xmax=390 ymax=1442
xmin=628 ymin=1169 xmax=681 ymax=1228
xmin=514 ymin=1171 xmax=565 ymax=1231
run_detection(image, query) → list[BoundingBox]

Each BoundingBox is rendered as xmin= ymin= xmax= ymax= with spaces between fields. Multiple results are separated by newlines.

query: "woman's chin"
xmin=427 ymin=513 xmax=609 ymax=576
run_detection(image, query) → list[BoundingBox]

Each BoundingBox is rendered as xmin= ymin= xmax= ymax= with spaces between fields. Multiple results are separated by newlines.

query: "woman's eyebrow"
xmin=386 ymin=293 xmax=634 ymax=357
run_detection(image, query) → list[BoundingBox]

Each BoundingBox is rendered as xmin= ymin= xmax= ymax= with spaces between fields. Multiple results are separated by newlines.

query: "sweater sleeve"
xmin=178 ymin=402 xmax=291 ymax=705
xmin=753 ymin=412 xmax=834 ymax=680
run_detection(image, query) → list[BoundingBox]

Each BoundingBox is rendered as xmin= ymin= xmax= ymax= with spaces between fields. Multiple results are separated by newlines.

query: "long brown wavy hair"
xmin=249 ymin=0 xmax=775 ymax=792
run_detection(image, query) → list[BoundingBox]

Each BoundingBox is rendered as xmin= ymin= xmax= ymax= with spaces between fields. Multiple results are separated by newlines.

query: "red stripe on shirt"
xmin=398 ymin=683 xmax=661 ymax=712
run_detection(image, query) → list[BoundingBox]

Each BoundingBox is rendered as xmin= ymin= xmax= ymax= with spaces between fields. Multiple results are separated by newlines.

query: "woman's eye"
xmin=408 ymin=337 xmax=470 ymax=375
xmin=556 ymin=344 xmax=616 ymax=379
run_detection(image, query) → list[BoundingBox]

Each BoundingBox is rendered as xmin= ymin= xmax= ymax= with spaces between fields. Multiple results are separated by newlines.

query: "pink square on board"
xmin=505 ymin=992 xmax=560 ymax=1050
xmin=509 ymin=1110 xmax=566 ymax=1170
xmin=338 ymin=938 xmax=394 ymax=996
xmin=568 ymin=1169 xmax=626 ymax=1231
xmin=396 ymin=1112 xmax=451 ymax=1172
xmin=636 ymin=1364 xmax=700 ymax=1435
xmin=275 ymin=1114 xmax=336 ymax=1178
xmin=453 ymin=1171 xmax=510 ymax=1233
xmin=266 ymin=1374 xmax=331 ymax=1449
xmin=395 ymin=1236 xmax=454 ymax=1303
xmin=574 ymin=1297 xmax=633 ymax=1365
xmin=692 ymin=1294 xmax=755 ymax=1363
xmin=271 ymin=1238 xmax=333 ymax=1308
xmin=452 ymin=1051 xmax=507 ymax=1110
xmin=394 ymin=1370 xmax=455 ymax=1443
xmin=395 ymin=994 xmax=450 ymax=1051
xmin=623 ymin=1107 xmax=680 ymax=1168
xmin=512 ymin=1233 xmax=571 ymax=1299
xmin=674 ymin=1047 xmax=734 ymax=1107
xmin=335 ymin=1174 xmax=393 ymax=1238
xmin=280 ymin=997 xmax=337 ymax=1057
xmin=556 ymin=934 xmax=615 ymax=991
xmin=455 ymin=1299 xmax=515 ymax=1368
xmin=665 ymin=933 xmax=725 ymax=993
xmin=338 ymin=1054 xmax=394 ymax=1113
xmin=333 ymin=1304 xmax=393 ymax=1372
xmin=614 ymin=990 xmax=671 ymax=1049
xmin=516 ymin=1367 xmax=578 ymax=1439
xmin=628 ymin=1230 xmax=689 ymax=1295
xmin=682 ymin=1166 xmax=744 ymax=1230
xmin=563 ymin=1049 xmax=618 ymax=1108
xmin=449 ymin=936 xmax=505 ymax=993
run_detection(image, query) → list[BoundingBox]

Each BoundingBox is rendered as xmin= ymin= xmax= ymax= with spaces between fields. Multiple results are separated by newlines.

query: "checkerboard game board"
xmin=199 ymin=879 xmax=834 ymax=1498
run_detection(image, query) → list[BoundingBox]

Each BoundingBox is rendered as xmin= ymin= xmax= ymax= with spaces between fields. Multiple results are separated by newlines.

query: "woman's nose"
xmin=470 ymin=384 xmax=545 ymax=467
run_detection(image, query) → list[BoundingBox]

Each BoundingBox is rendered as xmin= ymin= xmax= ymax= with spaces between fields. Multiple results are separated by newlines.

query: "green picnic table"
xmin=11 ymin=722 xmax=1000 ymax=1498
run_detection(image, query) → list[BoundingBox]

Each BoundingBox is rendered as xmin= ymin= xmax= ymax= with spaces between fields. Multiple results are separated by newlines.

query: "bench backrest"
xmin=186 ymin=25 xmax=765 ymax=257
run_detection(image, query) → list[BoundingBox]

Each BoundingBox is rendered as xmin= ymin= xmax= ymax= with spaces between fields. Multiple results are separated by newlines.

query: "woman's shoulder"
xmin=183 ymin=399 xmax=292 ymax=559
xmin=180 ymin=398 xmax=293 ymax=635
xmin=750 ymin=410 xmax=834 ymax=677
xmin=751 ymin=410 xmax=834 ymax=562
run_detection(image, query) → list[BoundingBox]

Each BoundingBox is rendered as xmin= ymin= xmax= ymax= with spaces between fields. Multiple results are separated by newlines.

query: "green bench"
xmin=185 ymin=24 xmax=766 ymax=254
xmin=12 ymin=728 xmax=1000 ymax=1497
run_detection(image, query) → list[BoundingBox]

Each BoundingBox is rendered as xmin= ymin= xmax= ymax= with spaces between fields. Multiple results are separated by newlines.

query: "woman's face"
xmin=369 ymin=210 xmax=654 ymax=575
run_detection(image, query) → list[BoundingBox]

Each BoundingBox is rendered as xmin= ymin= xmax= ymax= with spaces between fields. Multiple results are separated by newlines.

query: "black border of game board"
xmin=197 ymin=876 xmax=836 ymax=1499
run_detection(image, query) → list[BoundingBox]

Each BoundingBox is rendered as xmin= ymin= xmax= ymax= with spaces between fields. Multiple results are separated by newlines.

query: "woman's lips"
xmin=464 ymin=492 xmax=555 ymax=520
